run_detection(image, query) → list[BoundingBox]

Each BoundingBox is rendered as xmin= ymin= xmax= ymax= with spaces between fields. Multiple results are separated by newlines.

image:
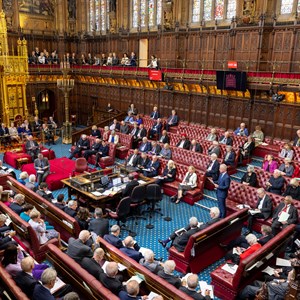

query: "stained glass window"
xmin=192 ymin=0 xmax=201 ymax=23
xmin=132 ymin=0 xmax=162 ymax=28
xmin=280 ymin=0 xmax=293 ymax=14
xmin=226 ymin=0 xmax=236 ymax=19
xmin=215 ymin=0 xmax=224 ymax=20
xmin=89 ymin=0 xmax=109 ymax=32
xmin=297 ymin=0 xmax=300 ymax=12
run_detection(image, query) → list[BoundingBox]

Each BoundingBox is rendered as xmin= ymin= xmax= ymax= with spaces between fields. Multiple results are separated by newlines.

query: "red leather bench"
xmin=168 ymin=209 xmax=248 ymax=274
xmin=1 ymin=175 xmax=81 ymax=242
xmin=0 ymin=201 xmax=59 ymax=262
xmin=46 ymin=244 xmax=119 ymax=300
xmin=99 ymin=237 xmax=194 ymax=300
xmin=4 ymin=144 xmax=56 ymax=169
xmin=210 ymin=224 xmax=295 ymax=300
xmin=0 ymin=264 xmax=30 ymax=300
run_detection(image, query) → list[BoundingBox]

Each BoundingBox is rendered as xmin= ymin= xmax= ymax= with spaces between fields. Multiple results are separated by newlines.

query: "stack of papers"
xmin=199 ymin=281 xmax=214 ymax=299
xmin=102 ymin=261 xmax=128 ymax=273
xmin=276 ymin=258 xmax=291 ymax=267
xmin=221 ymin=263 xmax=238 ymax=275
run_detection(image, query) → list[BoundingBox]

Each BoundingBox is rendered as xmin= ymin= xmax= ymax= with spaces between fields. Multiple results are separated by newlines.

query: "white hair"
xmin=163 ymin=260 xmax=176 ymax=274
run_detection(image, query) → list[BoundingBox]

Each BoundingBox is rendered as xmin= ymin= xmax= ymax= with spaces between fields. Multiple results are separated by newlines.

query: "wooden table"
xmin=61 ymin=170 xmax=155 ymax=209
xmin=16 ymin=157 xmax=29 ymax=170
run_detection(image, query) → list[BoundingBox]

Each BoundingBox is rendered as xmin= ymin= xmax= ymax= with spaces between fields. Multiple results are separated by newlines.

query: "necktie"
xmin=40 ymin=160 xmax=43 ymax=168
xmin=111 ymin=136 xmax=114 ymax=143
xmin=192 ymin=146 xmax=196 ymax=151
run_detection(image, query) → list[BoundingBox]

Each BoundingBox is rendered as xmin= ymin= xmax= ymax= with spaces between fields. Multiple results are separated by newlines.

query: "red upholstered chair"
xmin=99 ymin=143 xmax=116 ymax=168
xmin=73 ymin=157 xmax=88 ymax=175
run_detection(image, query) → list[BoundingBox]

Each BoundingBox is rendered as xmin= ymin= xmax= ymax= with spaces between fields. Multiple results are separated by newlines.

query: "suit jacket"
xmin=120 ymin=124 xmax=130 ymax=134
xmin=126 ymin=153 xmax=140 ymax=167
xmin=0 ymin=126 xmax=9 ymax=136
xmin=199 ymin=217 xmax=221 ymax=230
xmin=279 ymin=163 xmax=294 ymax=177
xmin=283 ymin=185 xmax=300 ymax=200
xmin=149 ymin=144 xmax=162 ymax=155
xmin=91 ymin=129 xmax=101 ymax=138
xmin=100 ymin=273 xmax=124 ymax=295
xmin=66 ymin=237 xmax=93 ymax=263
xmin=179 ymin=286 xmax=211 ymax=300
xmin=258 ymin=234 xmax=274 ymax=246
xmin=122 ymin=180 xmax=139 ymax=197
xmin=255 ymin=195 xmax=273 ymax=219
xmin=151 ymin=122 xmax=162 ymax=134
xmin=103 ymin=233 xmax=123 ymax=248
xmin=139 ymin=142 xmax=151 ymax=153
xmin=146 ymin=160 xmax=160 ymax=173
xmin=138 ymin=157 xmax=150 ymax=168
xmin=272 ymin=203 xmax=299 ymax=225
xmin=167 ymin=114 xmax=179 ymax=126
xmin=91 ymin=142 xmax=102 ymax=152
xmin=219 ymin=136 xmax=233 ymax=146
xmin=157 ymin=270 xmax=181 ymax=288
xmin=139 ymin=258 xmax=163 ymax=274
xmin=176 ymin=139 xmax=191 ymax=150
xmin=98 ymin=144 xmax=109 ymax=157
xmin=268 ymin=176 xmax=285 ymax=195
xmin=120 ymin=247 xmax=143 ymax=262
xmin=241 ymin=141 xmax=255 ymax=156
xmin=54 ymin=202 xmax=65 ymax=210
xmin=25 ymin=140 xmax=39 ymax=151
xmin=159 ymin=135 xmax=170 ymax=144
xmin=150 ymin=111 xmax=160 ymax=119
xmin=234 ymin=127 xmax=249 ymax=136
xmin=208 ymin=146 xmax=221 ymax=157
xmin=63 ymin=206 xmax=77 ymax=217
xmin=76 ymin=138 xmax=90 ymax=150
xmin=119 ymin=291 xmax=142 ymax=300
xmin=206 ymin=160 xmax=220 ymax=181
xmin=190 ymin=143 xmax=203 ymax=153
xmin=9 ymin=202 xmax=24 ymax=214
xmin=130 ymin=127 xmax=139 ymax=137
xmin=34 ymin=157 xmax=49 ymax=171
xmin=32 ymin=284 xmax=55 ymax=300
xmin=216 ymin=172 xmax=231 ymax=199
xmin=224 ymin=151 xmax=236 ymax=166
xmin=136 ymin=128 xmax=147 ymax=139
xmin=88 ymin=218 xmax=109 ymax=237
xmin=15 ymin=271 xmax=39 ymax=298
xmin=173 ymin=227 xmax=199 ymax=252
xmin=293 ymin=136 xmax=300 ymax=146
xmin=81 ymin=257 xmax=104 ymax=279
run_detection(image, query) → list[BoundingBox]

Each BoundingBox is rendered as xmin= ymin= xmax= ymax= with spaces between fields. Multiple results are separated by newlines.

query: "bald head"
xmin=187 ymin=274 xmax=199 ymax=289
xmin=106 ymin=262 xmax=118 ymax=277
xmin=123 ymin=236 xmax=135 ymax=248
xmin=126 ymin=280 xmax=139 ymax=296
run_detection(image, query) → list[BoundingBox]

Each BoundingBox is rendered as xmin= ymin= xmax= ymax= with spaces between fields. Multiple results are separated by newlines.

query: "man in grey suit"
xmin=67 ymin=230 xmax=100 ymax=263
xmin=34 ymin=153 xmax=50 ymax=185
xmin=26 ymin=135 xmax=40 ymax=160
xmin=88 ymin=208 xmax=109 ymax=238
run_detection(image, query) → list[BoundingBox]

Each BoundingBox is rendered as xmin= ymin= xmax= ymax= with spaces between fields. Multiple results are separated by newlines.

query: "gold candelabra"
xmin=57 ymin=59 xmax=74 ymax=144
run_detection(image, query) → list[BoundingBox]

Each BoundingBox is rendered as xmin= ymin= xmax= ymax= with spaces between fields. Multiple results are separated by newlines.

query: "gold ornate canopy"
xmin=0 ymin=10 xmax=28 ymax=125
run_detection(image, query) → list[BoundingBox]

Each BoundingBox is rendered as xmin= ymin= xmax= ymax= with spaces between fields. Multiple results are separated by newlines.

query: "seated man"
xmin=139 ymin=249 xmax=163 ymax=274
xmin=138 ymin=137 xmax=151 ymax=153
xmin=104 ymin=224 xmax=123 ymax=248
xmin=36 ymin=182 xmax=54 ymax=202
xmin=41 ymin=124 xmax=54 ymax=145
xmin=149 ymin=118 xmax=162 ymax=139
xmin=158 ymin=216 xmax=200 ymax=251
xmin=9 ymin=193 xmax=26 ymax=214
xmin=0 ymin=123 xmax=11 ymax=146
xmin=136 ymin=124 xmax=147 ymax=141
xmin=25 ymin=135 xmax=40 ymax=160
xmin=165 ymin=110 xmax=179 ymax=131
xmin=26 ymin=174 xmax=38 ymax=191
xmin=95 ymin=140 xmax=109 ymax=167
xmin=83 ymin=138 xmax=102 ymax=161
xmin=109 ymin=119 xmax=120 ymax=132
xmin=159 ymin=130 xmax=170 ymax=144
xmin=0 ymin=225 xmax=16 ymax=250
xmin=69 ymin=134 xmax=90 ymax=159
xmin=120 ymin=120 xmax=130 ymax=134
xmin=271 ymin=196 xmax=298 ymax=235
xmin=81 ymin=247 xmax=105 ymax=279
xmin=34 ymin=153 xmax=50 ymax=185
xmin=206 ymin=128 xmax=217 ymax=142
xmin=119 ymin=280 xmax=148 ymax=300
xmin=150 ymin=106 xmax=160 ymax=119
xmin=234 ymin=122 xmax=249 ymax=136
xmin=88 ymin=208 xmax=109 ymax=238
xmin=143 ymin=155 xmax=160 ymax=178
xmin=207 ymin=141 xmax=221 ymax=157
xmin=180 ymin=273 xmax=212 ymax=300
xmin=100 ymin=261 xmax=124 ymax=295
xmin=54 ymin=194 xmax=65 ymax=210
xmin=157 ymin=260 xmax=181 ymax=288
xmin=278 ymin=158 xmax=294 ymax=177
xmin=266 ymin=169 xmax=285 ymax=195
xmin=246 ymin=188 xmax=273 ymax=233
xmin=223 ymin=145 xmax=235 ymax=166
xmin=120 ymin=236 xmax=143 ymax=262
xmin=63 ymin=200 xmax=78 ymax=217
xmin=189 ymin=139 xmax=203 ymax=153
xmin=122 ymin=173 xmax=139 ymax=197
xmin=283 ymin=178 xmax=300 ymax=200
xmin=293 ymin=129 xmax=300 ymax=146
xmin=176 ymin=134 xmax=191 ymax=150
xmin=219 ymin=131 xmax=233 ymax=146
xmin=124 ymin=112 xmax=134 ymax=123
xmin=159 ymin=143 xmax=172 ymax=159
xmin=148 ymin=141 xmax=161 ymax=155
xmin=205 ymin=153 xmax=220 ymax=182
xmin=199 ymin=206 xmax=221 ymax=229
xmin=126 ymin=149 xmax=140 ymax=168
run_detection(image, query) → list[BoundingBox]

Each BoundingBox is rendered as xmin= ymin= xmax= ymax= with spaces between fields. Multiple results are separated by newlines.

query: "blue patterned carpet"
xmin=1 ymin=139 xmax=264 ymax=299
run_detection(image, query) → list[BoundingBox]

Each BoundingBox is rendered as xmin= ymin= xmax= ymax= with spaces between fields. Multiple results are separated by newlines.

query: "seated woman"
xmin=28 ymin=210 xmax=64 ymax=249
xmin=171 ymin=165 xmax=197 ymax=204
xmin=279 ymin=143 xmax=294 ymax=160
xmin=1 ymin=244 xmax=48 ymax=279
xmin=91 ymin=125 xmax=101 ymax=138
xmin=156 ymin=160 xmax=176 ymax=186
xmin=159 ymin=143 xmax=172 ymax=159
xmin=241 ymin=165 xmax=257 ymax=187
xmin=108 ymin=130 xmax=119 ymax=145
xmin=252 ymin=125 xmax=264 ymax=146
xmin=283 ymin=178 xmax=300 ymax=200
xmin=75 ymin=207 xmax=90 ymax=231
xmin=279 ymin=158 xmax=294 ymax=177
xmin=263 ymin=154 xmax=278 ymax=174
xmin=224 ymin=233 xmax=262 ymax=265
xmin=18 ymin=171 xmax=28 ymax=185
xmin=102 ymin=126 xmax=110 ymax=141
xmin=239 ymin=135 xmax=255 ymax=163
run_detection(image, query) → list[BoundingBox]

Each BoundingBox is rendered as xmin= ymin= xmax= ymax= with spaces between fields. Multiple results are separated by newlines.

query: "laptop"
xmin=100 ymin=175 xmax=109 ymax=187
xmin=123 ymin=176 xmax=129 ymax=183
xmin=112 ymin=177 xmax=123 ymax=187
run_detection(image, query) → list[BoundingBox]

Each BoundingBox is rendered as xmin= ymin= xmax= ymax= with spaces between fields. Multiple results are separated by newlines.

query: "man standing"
xmin=34 ymin=153 xmax=50 ymax=185
xmin=214 ymin=164 xmax=231 ymax=218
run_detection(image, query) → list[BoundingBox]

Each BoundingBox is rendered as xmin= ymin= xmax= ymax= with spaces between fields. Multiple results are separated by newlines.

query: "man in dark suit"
xmin=271 ymin=196 xmax=299 ymax=235
xmin=122 ymin=173 xmax=139 ymax=197
xmin=180 ymin=273 xmax=212 ymax=300
xmin=88 ymin=208 xmax=109 ymax=238
xmin=293 ymin=129 xmax=300 ymax=146
xmin=32 ymin=268 xmax=56 ymax=300
xmin=15 ymin=256 xmax=39 ymax=298
xmin=190 ymin=139 xmax=203 ymax=153
xmin=176 ymin=134 xmax=191 ymax=150
xmin=81 ymin=247 xmax=105 ymax=279
xmin=130 ymin=122 xmax=139 ymax=139
xmin=84 ymin=138 xmax=102 ymax=161
xmin=69 ymin=134 xmax=90 ymax=159
xmin=54 ymin=194 xmax=65 ymax=210
xmin=9 ymin=193 xmax=26 ymax=214
xmin=34 ymin=153 xmax=50 ymax=184
xmin=148 ymin=141 xmax=162 ymax=155
xmin=150 ymin=106 xmax=160 ymax=119
xmin=157 ymin=260 xmax=181 ymax=288
xmin=159 ymin=130 xmax=170 ymax=144
xmin=32 ymin=116 xmax=42 ymax=136
xmin=95 ymin=140 xmax=109 ymax=167
xmin=120 ymin=121 xmax=130 ymax=134
xmin=199 ymin=206 xmax=221 ymax=230
xmin=219 ymin=131 xmax=233 ymax=146
xmin=158 ymin=217 xmax=200 ymax=252
xmin=246 ymin=188 xmax=273 ymax=233
xmin=214 ymin=164 xmax=231 ymax=218
xmin=139 ymin=137 xmax=151 ymax=153
xmin=165 ymin=110 xmax=179 ymax=131
xmin=119 ymin=280 xmax=146 ymax=300
xmin=126 ymin=149 xmax=140 ymax=168
xmin=67 ymin=230 xmax=100 ymax=263
xmin=143 ymin=155 xmax=160 ymax=178
xmin=25 ymin=135 xmax=40 ymax=160
xmin=223 ymin=145 xmax=236 ymax=166
xmin=120 ymin=236 xmax=143 ymax=262
xmin=100 ymin=261 xmax=124 ymax=295
xmin=266 ymin=169 xmax=285 ymax=195
xmin=205 ymin=153 xmax=220 ymax=182
xmin=137 ymin=154 xmax=150 ymax=172
xmin=149 ymin=118 xmax=163 ymax=139
xmin=136 ymin=124 xmax=147 ymax=141
xmin=0 ymin=123 xmax=10 ymax=146
xmin=63 ymin=200 xmax=78 ymax=217
xmin=207 ymin=141 xmax=221 ymax=157
xmin=104 ymin=224 xmax=123 ymax=248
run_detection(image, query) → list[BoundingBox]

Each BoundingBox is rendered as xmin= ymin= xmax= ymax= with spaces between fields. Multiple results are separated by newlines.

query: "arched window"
xmin=132 ymin=0 xmax=162 ymax=29
xmin=88 ymin=0 xmax=109 ymax=33
xmin=279 ymin=0 xmax=300 ymax=14
xmin=192 ymin=0 xmax=236 ymax=23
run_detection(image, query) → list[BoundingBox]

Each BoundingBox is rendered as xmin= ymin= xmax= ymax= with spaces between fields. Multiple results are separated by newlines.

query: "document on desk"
xmin=262 ymin=266 xmax=275 ymax=276
xmin=125 ymin=274 xmax=145 ymax=284
xmin=148 ymin=292 xmax=160 ymax=300
xmin=138 ymin=180 xmax=146 ymax=184
xmin=51 ymin=277 xmax=66 ymax=294
xmin=102 ymin=190 xmax=112 ymax=196
xmin=199 ymin=281 xmax=214 ymax=299
xmin=221 ymin=263 xmax=238 ymax=274
xmin=91 ymin=191 xmax=102 ymax=196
